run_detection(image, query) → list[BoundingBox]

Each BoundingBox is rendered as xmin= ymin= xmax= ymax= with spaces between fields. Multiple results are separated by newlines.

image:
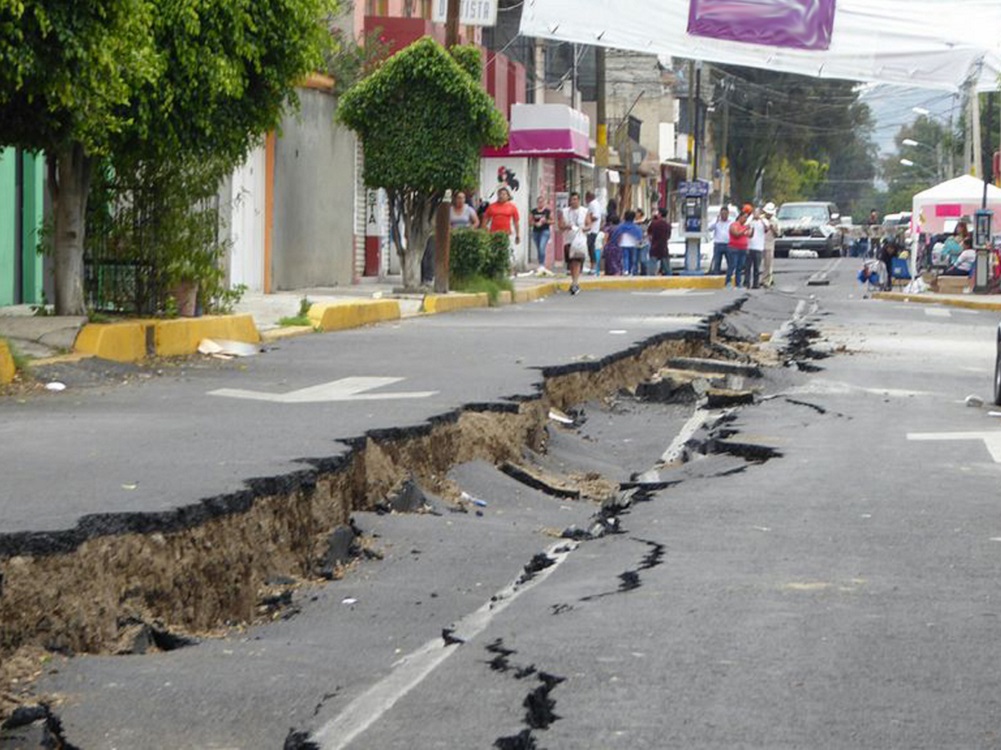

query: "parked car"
xmin=774 ymin=201 xmax=842 ymax=258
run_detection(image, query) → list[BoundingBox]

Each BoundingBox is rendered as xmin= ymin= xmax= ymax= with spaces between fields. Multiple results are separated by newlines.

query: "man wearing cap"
xmin=727 ymin=204 xmax=754 ymax=288
xmin=761 ymin=202 xmax=779 ymax=287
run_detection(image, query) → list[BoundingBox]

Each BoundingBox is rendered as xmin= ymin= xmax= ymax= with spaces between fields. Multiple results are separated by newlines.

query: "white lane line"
xmin=907 ymin=431 xmax=1001 ymax=463
xmin=312 ymin=541 xmax=577 ymax=750
xmin=924 ymin=308 xmax=952 ymax=318
xmin=659 ymin=408 xmax=717 ymax=466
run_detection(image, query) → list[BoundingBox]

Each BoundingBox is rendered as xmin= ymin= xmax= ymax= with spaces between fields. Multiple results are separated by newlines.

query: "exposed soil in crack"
xmin=0 ymin=304 xmax=816 ymax=722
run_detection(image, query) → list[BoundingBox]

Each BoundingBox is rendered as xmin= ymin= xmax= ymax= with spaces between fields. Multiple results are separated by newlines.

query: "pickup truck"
xmin=774 ymin=202 xmax=843 ymax=258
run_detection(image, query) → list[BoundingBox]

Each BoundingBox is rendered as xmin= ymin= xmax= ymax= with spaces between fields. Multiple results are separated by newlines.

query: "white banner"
xmin=432 ymin=0 xmax=497 ymax=27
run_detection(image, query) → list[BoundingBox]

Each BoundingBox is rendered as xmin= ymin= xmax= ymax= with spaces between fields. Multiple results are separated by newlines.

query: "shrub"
xmin=483 ymin=231 xmax=511 ymax=280
xmin=449 ymin=228 xmax=487 ymax=282
xmin=449 ymin=228 xmax=510 ymax=283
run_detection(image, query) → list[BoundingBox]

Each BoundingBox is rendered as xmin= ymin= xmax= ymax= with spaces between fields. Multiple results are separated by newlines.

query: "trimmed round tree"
xmin=337 ymin=37 xmax=507 ymax=291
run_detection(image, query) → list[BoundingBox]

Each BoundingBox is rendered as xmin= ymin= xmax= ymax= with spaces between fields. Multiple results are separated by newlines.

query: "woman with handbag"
xmin=559 ymin=191 xmax=592 ymax=296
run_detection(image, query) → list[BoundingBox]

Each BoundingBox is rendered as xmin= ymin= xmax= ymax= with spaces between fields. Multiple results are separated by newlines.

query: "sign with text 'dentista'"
xmin=432 ymin=0 xmax=497 ymax=26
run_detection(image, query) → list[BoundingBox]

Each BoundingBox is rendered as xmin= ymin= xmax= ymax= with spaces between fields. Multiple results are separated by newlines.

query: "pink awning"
xmin=485 ymin=103 xmax=591 ymax=160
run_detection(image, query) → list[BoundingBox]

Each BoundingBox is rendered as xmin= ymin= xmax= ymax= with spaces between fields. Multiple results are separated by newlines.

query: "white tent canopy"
xmin=912 ymin=175 xmax=1001 ymax=235
xmin=519 ymin=0 xmax=1001 ymax=92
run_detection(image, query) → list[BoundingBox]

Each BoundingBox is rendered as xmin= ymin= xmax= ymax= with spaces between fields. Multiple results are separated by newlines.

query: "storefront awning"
xmin=501 ymin=104 xmax=591 ymax=160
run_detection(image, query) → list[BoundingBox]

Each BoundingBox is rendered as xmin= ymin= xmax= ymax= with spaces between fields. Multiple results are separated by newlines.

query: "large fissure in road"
xmin=0 ymin=302 xmax=828 ymax=729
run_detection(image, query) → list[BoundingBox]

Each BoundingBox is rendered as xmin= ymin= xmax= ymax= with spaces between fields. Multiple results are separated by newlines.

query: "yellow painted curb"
xmin=422 ymin=292 xmax=489 ymax=314
xmin=0 ymin=339 xmax=15 ymax=384
xmin=873 ymin=292 xmax=1001 ymax=312
xmin=554 ymin=276 xmax=726 ymax=292
xmin=496 ymin=291 xmax=514 ymax=306
xmin=155 ymin=314 xmax=260 ymax=358
xmin=513 ymin=282 xmax=559 ymax=303
xmin=308 ymin=299 xmax=401 ymax=331
xmin=260 ymin=325 xmax=316 ymax=343
xmin=75 ymin=322 xmax=150 ymax=363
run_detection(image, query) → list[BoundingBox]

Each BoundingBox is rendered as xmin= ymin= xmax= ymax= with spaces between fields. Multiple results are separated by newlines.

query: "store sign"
xmin=688 ymin=0 xmax=836 ymax=51
xmin=432 ymin=0 xmax=498 ymax=26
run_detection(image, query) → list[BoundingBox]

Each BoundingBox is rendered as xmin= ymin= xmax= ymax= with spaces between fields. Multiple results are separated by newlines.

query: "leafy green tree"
xmin=714 ymin=66 xmax=876 ymax=217
xmin=881 ymin=116 xmax=952 ymax=213
xmin=0 ymin=0 xmax=334 ymax=314
xmin=337 ymin=37 xmax=507 ymax=291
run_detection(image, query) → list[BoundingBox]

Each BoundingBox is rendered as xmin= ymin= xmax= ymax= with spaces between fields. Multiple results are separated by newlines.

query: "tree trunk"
xmin=51 ymin=143 xmax=93 ymax=315
xmin=403 ymin=213 xmax=431 ymax=292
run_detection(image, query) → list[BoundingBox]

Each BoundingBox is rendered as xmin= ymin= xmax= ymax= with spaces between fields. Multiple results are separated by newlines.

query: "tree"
xmin=337 ymin=38 xmax=507 ymax=291
xmin=0 ymin=0 xmax=334 ymax=314
xmin=713 ymin=66 xmax=877 ymax=217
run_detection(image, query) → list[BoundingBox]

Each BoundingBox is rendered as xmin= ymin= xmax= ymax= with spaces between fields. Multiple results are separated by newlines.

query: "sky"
xmin=858 ymin=84 xmax=963 ymax=156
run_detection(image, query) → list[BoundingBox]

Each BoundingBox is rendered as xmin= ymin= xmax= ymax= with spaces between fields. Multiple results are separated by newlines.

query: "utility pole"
xmin=433 ymin=0 xmax=461 ymax=293
xmin=720 ymin=84 xmax=730 ymax=205
xmin=596 ymin=46 xmax=608 ymax=205
xmin=971 ymin=82 xmax=982 ymax=178
xmin=687 ymin=60 xmax=696 ymax=181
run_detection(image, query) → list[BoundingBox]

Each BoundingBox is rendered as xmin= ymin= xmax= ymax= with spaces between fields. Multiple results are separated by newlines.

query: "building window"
xmin=366 ymin=0 xmax=388 ymax=15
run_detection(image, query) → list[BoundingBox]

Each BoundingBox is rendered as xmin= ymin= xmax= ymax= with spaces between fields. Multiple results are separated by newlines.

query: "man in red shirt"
xmin=484 ymin=187 xmax=521 ymax=250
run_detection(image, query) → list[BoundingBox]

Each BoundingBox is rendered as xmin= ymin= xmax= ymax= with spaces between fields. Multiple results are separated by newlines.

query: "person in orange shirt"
xmin=484 ymin=187 xmax=521 ymax=251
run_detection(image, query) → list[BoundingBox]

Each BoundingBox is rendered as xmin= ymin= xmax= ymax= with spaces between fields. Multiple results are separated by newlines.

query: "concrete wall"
xmin=271 ymin=89 xmax=358 ymax=290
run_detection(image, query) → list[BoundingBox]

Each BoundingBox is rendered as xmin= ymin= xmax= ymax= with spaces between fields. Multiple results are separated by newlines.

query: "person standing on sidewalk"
xmin=761 ymin=201 xmax=778 ymax=287
xmin=530 ymin=195 xmax=552 ymax=270
xmin=559 ymin=191 xmax=592 ymax=295
xmin=708 ymin=206 xmax=732 ymax=275
xmin=484 ymin=187 xmax=521 ymax=260
xmin=585 ymin=191 xmax=604 ymax=275
xmin=648 ymin=208 xmax=671 ymax=275
xmin=727 ymin=204 xmax=753 ymax=288
xmin=745 ymin=207 xmax=766 ymax=288
xmin=611 ymin=211 xmax=643 ymax=276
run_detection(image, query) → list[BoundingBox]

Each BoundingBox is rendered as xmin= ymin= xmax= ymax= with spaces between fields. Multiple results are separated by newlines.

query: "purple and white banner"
xmin=687 ymin=0 xmax=837 ymax=51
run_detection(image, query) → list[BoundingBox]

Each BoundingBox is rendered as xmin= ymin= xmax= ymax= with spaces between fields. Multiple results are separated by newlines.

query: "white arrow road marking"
xmin=209 ymin=376 xmax=437 ymax=404
xmin=907 ymin=431 xmax=1001 ymax=463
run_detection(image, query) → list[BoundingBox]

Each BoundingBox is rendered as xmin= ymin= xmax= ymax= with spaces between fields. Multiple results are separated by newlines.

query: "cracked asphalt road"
xmin=7 ymin=258 xmax=1001 ymax=748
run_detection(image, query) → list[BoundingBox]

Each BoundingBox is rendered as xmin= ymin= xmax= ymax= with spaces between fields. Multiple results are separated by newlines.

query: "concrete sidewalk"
xmin=873 ymin=289 xmax=1001 ymax=312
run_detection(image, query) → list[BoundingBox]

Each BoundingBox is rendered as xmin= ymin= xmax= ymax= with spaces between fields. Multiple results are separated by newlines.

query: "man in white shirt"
xmin=585 ymin=191 xmax=604 ymax=274
xmin=707 ymin=206 xmax=732 ymax=275
xmin=761 ymin=202 xmax=779 ymax=287
xmin=746 ymin=207 xmax=766 ymax=288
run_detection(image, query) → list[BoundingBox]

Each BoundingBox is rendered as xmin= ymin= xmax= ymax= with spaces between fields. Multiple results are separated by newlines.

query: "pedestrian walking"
xmin=761 ymin=201 xmax=778 ymax=287
xmin=483 ymin=187 xmax=521 ymax=266
xmin=611 ymin=211 xmax=643 ymax=277
xmin=423 ymin=190 xmax=480 ymax=285
xmin=863 ymin=208 xmax=880 ymax=258
xmin=727 ymin=204 xmax=753 ymax=288
xmin=559 ymin=191 xmax=592 ymax=295
xmin=746 ymin=207 xmax=766 ymax=288
xmin=648 ymin=208 xmax=671 ymax=276
xmin=585 ymin=191 xmax=604 ymax=275
xmin=602 ymin=214 xmax=623 ymax=275
xmin=530 ymin=195 xmax=552 ymax=270
xmin=708 ymin=206 xmax=732 ymax=275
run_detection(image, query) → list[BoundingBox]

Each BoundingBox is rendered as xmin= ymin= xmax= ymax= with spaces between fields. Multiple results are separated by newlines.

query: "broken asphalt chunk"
xmin=666 ymin=356 xmax=762 ymax=378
